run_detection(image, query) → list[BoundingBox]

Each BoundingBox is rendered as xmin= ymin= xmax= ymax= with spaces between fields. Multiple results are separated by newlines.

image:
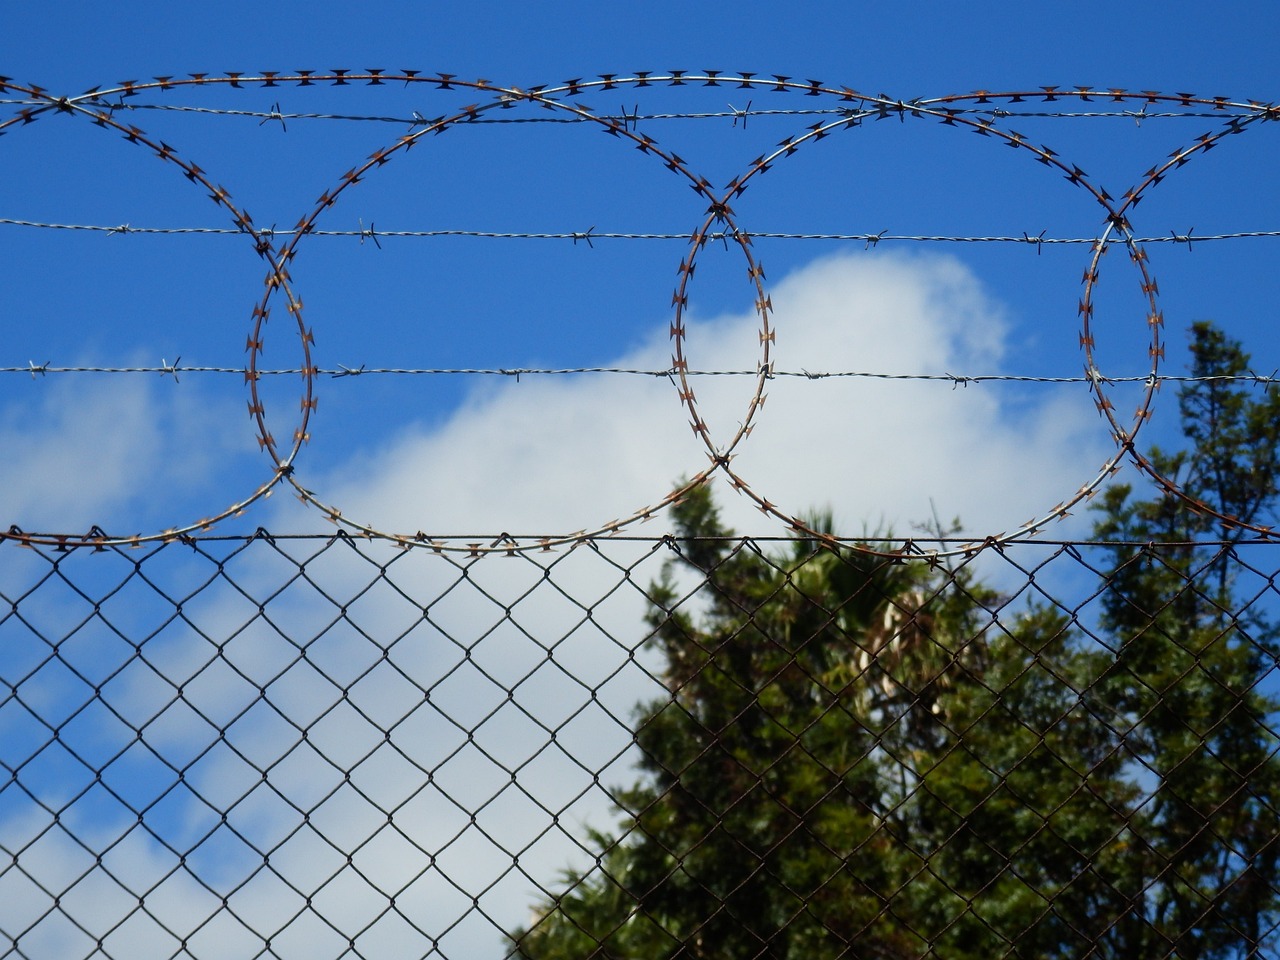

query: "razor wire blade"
xmin=1 ymin=73 xmax=1276 ymax=554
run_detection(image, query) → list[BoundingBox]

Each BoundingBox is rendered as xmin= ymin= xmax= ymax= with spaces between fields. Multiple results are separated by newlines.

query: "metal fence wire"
xmin=2 ymin=526 xmax=1278 ymax=960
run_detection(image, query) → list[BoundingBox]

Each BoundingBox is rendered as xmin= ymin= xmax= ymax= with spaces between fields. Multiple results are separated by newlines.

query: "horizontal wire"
xmin=10 ymin=527 xmax=1272 ymax=550
xmin=1 ymin=98 xmax=1250 ymax=125
xmin=0 ymin=217 xmax=1266 ymax=247
xmin=4 ymin=363 xmax=1277 ymax=386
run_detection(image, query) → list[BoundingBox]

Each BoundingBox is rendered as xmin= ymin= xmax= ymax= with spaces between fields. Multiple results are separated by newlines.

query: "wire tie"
xmin=489 ymin=533 xmax=518 ymax=554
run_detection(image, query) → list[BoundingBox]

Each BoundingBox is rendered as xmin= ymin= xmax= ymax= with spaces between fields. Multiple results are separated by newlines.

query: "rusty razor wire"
xmin=1 ymin=74 xmax=1278 ymax=553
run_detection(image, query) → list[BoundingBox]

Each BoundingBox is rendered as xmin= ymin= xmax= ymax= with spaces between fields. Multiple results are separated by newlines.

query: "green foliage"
xmin=1088 ymin=321 xmax=1280 ymax=958
xmin=513 ymin=322 xmax=1280 ymax=960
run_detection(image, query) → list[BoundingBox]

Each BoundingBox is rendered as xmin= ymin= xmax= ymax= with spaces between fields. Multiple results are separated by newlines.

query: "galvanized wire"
xmin=5 ymin=216 xmax=1275 ymax=247
xmin=5 ymin=363 xmax=1280 ymax=388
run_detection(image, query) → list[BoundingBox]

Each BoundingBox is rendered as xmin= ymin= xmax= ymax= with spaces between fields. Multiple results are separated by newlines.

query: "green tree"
xmin=1090 ymin=321 xmax=1280 ymax=958
xmin=513 ymin=322 xmax=1280 ymax=959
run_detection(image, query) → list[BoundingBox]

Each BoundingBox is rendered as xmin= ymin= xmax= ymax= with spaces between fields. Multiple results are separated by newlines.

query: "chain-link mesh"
xmin=3 ymin=530 xmax=1277 ymax=959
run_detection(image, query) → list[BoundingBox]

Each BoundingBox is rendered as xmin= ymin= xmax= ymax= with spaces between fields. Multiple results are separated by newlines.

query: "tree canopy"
xmin=513 ymin=322 xmax=1280 ymax=960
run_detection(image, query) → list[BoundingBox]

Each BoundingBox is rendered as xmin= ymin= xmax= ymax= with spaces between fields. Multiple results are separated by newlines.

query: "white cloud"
xmin=0 ymin=372 xmax=255 ymax=535
xmin=0 ymin=377 xmax=162 ymax=531
xmin=277 ymin=250 xmax=1109 ymax=544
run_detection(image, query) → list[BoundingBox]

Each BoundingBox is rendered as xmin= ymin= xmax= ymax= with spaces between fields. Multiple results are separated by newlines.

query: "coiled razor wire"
xmin=1 ymin=73 xmax=1278 ymax=553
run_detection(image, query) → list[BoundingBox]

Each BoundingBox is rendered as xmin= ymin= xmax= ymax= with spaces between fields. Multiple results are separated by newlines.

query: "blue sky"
xmin=1 ymin=0 xmax=1279 ymax=546
xmin=3 ymin=5 xmax=1280 ymax=957
xmin=7 ymin=1 xmax=1280 ymax=96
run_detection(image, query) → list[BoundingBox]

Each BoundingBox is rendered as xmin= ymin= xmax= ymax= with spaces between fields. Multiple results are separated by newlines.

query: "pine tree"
xmin=1089 ymin=321 xmax=1280 ymax=958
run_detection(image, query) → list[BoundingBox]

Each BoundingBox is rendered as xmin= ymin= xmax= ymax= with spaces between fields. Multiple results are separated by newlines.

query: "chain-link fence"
xmin=3 ymin=523 xmax=1277 ymax=959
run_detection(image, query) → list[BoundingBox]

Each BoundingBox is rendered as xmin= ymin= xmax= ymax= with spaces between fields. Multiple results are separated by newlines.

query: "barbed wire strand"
xmin=0 ymin=217 xmax=1267 ymax=247
xmin=0 ymin=98 xmax=1259 ymax=125
xmin=3 ymin=363 xmax=1277 ymax=387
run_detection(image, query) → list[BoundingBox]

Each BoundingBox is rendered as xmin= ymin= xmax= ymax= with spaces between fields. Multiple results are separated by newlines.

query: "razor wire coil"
xmin=1 ymin=72 xmax=1278 ymax=552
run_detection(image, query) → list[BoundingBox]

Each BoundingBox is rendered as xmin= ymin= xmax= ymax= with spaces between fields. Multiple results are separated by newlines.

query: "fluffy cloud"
xmin=0 ymin=377 xmax=164 ymax=532
xmin=0 ymin=371 xmax=255 ymax=535
xmin=277 ymin=250 xmax=1109 ymax=544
